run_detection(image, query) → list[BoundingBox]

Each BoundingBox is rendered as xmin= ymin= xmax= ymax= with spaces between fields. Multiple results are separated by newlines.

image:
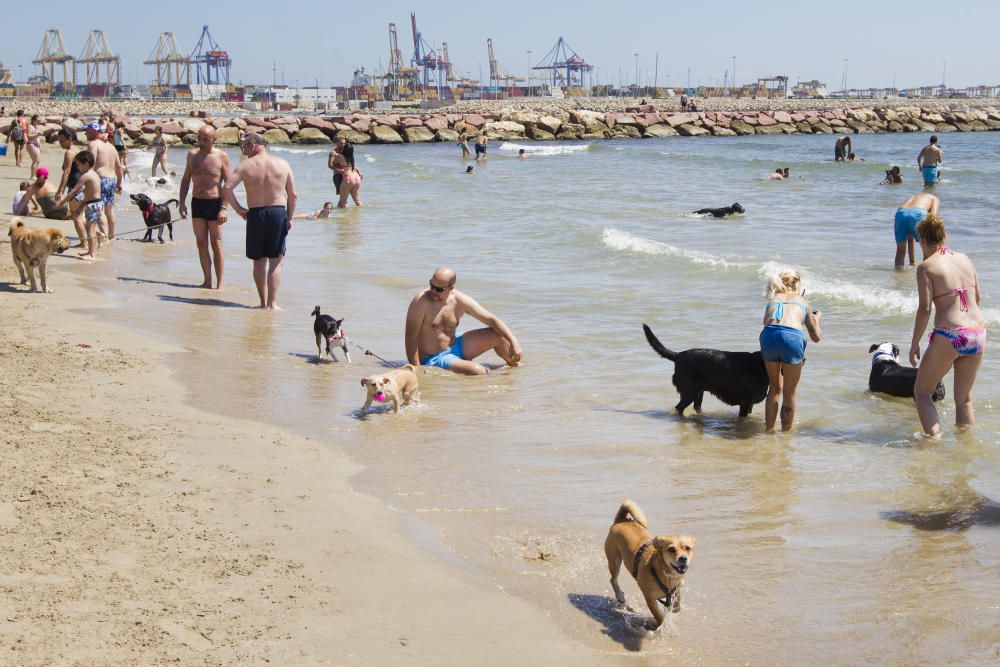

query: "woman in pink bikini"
xmin=909 ymin=214 xmax=985 ymax=436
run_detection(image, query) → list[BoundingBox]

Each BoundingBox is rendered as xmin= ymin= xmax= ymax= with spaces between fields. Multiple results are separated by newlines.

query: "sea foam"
xmin=498 ymin=142 xmax=590 ymax=156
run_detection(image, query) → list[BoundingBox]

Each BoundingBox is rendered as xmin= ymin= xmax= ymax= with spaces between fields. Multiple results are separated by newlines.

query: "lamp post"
xmin=527 ymin=50 xmax=532 ymax=97
xmin=634 ymin=53 xmax=639 ymax=97
xmin=731 ymin=55 xmax=736 ymax=96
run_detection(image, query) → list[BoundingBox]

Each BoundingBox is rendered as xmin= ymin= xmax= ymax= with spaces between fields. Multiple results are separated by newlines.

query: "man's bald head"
xmin=431 ymin=267 xmax=456 ymax=287
xmin=197 ymin=124 xmax=216 ymax=149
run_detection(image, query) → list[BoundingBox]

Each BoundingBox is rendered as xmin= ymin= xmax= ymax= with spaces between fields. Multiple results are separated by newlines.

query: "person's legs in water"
xmin=952 ymin=353 xmax=983 ymax=428
xmin=350 ymin=180 xmax=363 ymax=207
xmin=461 ymin=327 xmax=519 ymax=366
xmin=265 ymin=256 xmax=283 ymax=310
xmin=778 ymin=362 xmax=803 ymax=432
xmin=764 ymin=361 xmax=782 ymax=431
xmin=69 ymin=201 xmax=86 ymax=249
xmin=252 ymin=258 xmax=268 ymax=308
xmin=914 ymin=335 xmax=957 ymax=437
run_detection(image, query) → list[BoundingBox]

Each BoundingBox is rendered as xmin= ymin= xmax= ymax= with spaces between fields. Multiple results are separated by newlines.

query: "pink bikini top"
xmin=932 ymin=247 xmax=974 ymax=311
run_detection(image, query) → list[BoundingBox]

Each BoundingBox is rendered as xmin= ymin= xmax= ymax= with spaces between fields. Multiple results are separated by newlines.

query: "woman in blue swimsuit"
xmin=759 ymin=270 xmax=823 ymax=432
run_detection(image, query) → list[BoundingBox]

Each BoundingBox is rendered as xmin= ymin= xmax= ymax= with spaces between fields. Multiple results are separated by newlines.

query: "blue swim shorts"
xmin=759 ymin=324 xmax=807 ymax=365
xmin=100 ymin=176 xmax=117 ymax=206
xmin=921 ymin=165 xmax=938 ymax=186
xmin=420 ymin=334 xmax=465 ymax=369
xmin=894 ymin=207 xmax=926 ymax=243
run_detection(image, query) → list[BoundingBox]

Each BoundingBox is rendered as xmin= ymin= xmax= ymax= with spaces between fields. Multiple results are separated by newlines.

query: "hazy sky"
xmin=4 ymin=1 xmax=997 ymax=91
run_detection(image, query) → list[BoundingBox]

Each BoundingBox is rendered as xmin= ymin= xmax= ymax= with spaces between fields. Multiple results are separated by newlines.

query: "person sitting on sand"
xmin=12 ymin=181 xmax=36 ymax=215
xmin=292 ymin=202 xmax=334 ymax=220
xmin=27 ymin=168 xmax=70 ymax=220
xmin=405 ymin=267 xmax=522 ymax=376
xmin=882 ymin=166 xmax=903 ymax=185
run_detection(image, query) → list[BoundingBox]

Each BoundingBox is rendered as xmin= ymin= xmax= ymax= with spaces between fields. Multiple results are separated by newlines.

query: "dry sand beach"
xmin=0 ymin=148 xmax=596 ymax=664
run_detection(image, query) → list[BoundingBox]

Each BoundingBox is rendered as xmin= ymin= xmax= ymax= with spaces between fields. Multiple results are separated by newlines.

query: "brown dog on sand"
xmin=8 ymin=218 xmax=71 ymax=293
xmin=604 ymin=499 xmax=695 ymax=630
xmin=360 ymin=364 xmax=419 ymax=417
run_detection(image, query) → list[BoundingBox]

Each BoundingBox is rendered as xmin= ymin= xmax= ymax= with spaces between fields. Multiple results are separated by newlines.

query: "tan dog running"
xmin=8 ymin=218 xmax=71 ymax=293
xmin=360 ymin=364 xmax=419 ymax=417
xmin=604 ymin=499 xmax=695 ymax=630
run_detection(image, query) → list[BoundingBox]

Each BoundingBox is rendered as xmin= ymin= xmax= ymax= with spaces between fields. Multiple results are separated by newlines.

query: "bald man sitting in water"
xmin=405 ymin=267 xmax=522 ymax=375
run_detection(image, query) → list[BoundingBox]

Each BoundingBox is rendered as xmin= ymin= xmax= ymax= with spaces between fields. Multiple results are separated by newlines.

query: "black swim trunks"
xmin=191 ymin=196 xmax=224 ymax=221
xmin=475 ymin=143 xmax=486 ymax=156
xmin=245 ymin=206 xmax=288 ymax=260
xmin=333 ymin=173 xmax=343 ymax=195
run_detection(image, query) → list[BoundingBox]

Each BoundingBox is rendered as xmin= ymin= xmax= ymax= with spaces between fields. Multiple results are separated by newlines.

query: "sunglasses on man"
xmin=429 ymin=281 xmax=453 ymax=293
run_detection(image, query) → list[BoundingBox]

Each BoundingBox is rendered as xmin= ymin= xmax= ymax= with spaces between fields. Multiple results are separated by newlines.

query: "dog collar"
xmin=648 ymin=562 xmax=675 ymax=607
xmin=632 ymin=539 xmax=654 ymax=578
xmin=872 ymin=351 xmax=897 ymax=366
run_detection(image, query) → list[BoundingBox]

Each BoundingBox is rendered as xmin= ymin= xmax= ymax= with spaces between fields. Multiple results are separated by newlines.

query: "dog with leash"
xmin=868 ymin=342 xmax=945 ymax=401
xmin=311 ymin=306 xmax=351 ymax=362
xmin=604 ymin=499 xmax=695 ymax=631
xmin=643 ymin=323 xmax=768 ymax=417
xmin=693 ymin=202 xmax=745 ymax=218
xmin=129 ymin=193 xmax=177 ymax=243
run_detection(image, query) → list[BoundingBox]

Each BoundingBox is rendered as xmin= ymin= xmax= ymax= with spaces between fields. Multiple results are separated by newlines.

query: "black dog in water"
xmin=643 ymin=323 xmax=768 ymax=417
xmin=693 ymin=202 xmax=745 ymax=218
xmin=312 ymin=306 xmax=351 ymax=362
xmin=129 ymin=193 xmax=178 ymax=243
xmin=868 ymin=342 xmax=945 ymax=401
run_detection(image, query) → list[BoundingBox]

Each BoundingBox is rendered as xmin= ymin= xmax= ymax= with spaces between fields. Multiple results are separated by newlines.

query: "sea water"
xmin=80 ymin=132 xmax=999 ymax=663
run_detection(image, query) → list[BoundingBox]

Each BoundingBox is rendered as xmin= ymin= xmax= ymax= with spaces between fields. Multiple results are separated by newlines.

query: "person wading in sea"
xmin=917 ymin=135 xmax=943 ymax=187
xmin=179 ymin=125 xmax=233 ymax=290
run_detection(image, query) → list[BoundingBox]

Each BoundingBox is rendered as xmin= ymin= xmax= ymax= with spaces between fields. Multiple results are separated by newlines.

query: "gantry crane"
xmin=487 ymin=38 xmax=524 ymax=94
xmin=145 ymin=32 xmax=190 ymax=88
xmin=410 ymin=12 xmax=448 ymax=90
xmin=76 ymin=30 xmax=120 ymax=95
xmin=33 ymin=29 xmax=75 ymax=89
xmin=532 ymin=37 xmax=593 ymax=89
xmin=190 ymin=25 xmax=231 ymax=85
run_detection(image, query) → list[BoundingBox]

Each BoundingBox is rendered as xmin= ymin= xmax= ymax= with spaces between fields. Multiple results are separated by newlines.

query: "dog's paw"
xmin=44 ymin=288 xmax=54 ymax=294
xmin=615 ymin=591 xmax=626 ymax=605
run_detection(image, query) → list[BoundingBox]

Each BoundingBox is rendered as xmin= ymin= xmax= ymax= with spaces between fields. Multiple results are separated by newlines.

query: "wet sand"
xmin=0 ymin=147 xmax=598 ymax=663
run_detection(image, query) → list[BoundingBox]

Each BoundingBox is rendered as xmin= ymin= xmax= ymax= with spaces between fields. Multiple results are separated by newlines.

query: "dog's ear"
xmin=652 ymin=535 xmax=671 ymax=550
xmin=892 ymin=344 xmax=900 ymax=358
xmin=336 ymin=318 xmax=344 ymax=325
xmin=360 ymin=379 xmax=369 ymax=386
xmin=382 ymin=377 xmax=390 ymax=384
xmin=869 ymin=344 xmax=878 ymax=353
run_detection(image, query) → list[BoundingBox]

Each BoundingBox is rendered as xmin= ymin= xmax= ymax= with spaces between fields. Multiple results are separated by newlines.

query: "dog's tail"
xmin=642 ymin=324 xmax=677 ymax=362
xmin=162 ymin=199 xmax=180 ymax=208
xmin=311 ymin=305 xmax=321 ymax=317
xmin=8 ymin=219 xmax=25 ymax=236
xmin=402 ymin=364 xmax=416 ymax=372
xmin=613 ymin=499 xmax=648 ymax=528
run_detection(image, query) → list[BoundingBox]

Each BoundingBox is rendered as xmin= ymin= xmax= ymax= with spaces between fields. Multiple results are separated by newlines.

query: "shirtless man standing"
xmin=84 ymin=121 xmax=123 ymax=239
xmin=405 ymin=267 xmax=522 ymax=376
xmin=179 ymin=126 xmax=233 ymax=289
xmin=917 ymin=135 xmax=943 ymax=187
xmin=223 ymin=133 xmax=297 ymax=310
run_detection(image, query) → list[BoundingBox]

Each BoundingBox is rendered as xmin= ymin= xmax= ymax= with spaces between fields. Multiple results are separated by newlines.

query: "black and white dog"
xmin=868 ymin=342 xmax=945 ymax=401
xmin=129 ymin=193 xmax=177 ymax=243
xmin=643 ymin=324 xmax=768 ymax=417
xmin=693 ymin=202 xmax=745 ymax=218
xmin=312 ymin=306 xmax=351 ymax=362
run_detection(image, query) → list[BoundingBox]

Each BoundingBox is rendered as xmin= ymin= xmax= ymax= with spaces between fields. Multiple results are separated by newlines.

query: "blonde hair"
xmin=916 ymin=214 xmax=946 ymax=247
xmin=765 ymin=269 xmax=803 ymax=298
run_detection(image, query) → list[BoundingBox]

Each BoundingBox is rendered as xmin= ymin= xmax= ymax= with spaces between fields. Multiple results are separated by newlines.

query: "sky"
xmin=3 ymin=1 xmax=997 ymax=91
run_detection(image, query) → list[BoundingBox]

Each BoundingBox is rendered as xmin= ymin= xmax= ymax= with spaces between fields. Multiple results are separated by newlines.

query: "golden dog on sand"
xmin=8 ymin=218 xmax=71 ymax=293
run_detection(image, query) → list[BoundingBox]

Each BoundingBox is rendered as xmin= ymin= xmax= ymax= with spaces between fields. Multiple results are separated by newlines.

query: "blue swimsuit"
xmin=759 ymin=301 xmax=809 ymax=365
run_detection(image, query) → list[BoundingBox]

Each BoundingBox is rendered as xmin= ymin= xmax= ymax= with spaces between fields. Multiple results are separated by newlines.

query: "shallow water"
xmin=75 ymin=132 xmax=999 ymax=663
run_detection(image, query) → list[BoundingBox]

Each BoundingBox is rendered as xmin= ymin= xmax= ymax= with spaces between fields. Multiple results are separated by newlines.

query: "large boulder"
xmin=934 ymin=123 xmax=958 ymax=133
xmin=182 ymin=118 xmax=206 ymax=134
xmin=611 ymin=125 xmax=640 ymax=138
xmin=375 ymin=115 xmax=401 ymax=129
xmin=795 ymin=122 xmax=813 ymax=134
xmin=423 ymin=116 xmax=448 ymax=131
xmin=62 ymin=117 xmax=84 ymax=132
xmin=527 ymin=126 xmax=555 ymax=141
xmin=370 ymin=125 xmax=403 ymax=144
xmin=753 ymin=124 xmax=784 ymax=135
xmin=402 ymin=126 xmax=435 ymax=143
xmin=400 ymin=116 xmax=424 ymax=128
xmin=435 ymin=128 xmax=460 ymax=143
xmin=664 ymin=112 xmax=699 ymax=128
xmin=461 ymin=114 xmax=487 ymax=128
xmin=810 ymin=121 xmax=833 ymax=134
xmin=537 ymin=115 xmax=562 ymax=134
xmin=757 ymin=113 xmax=777 ymax=126
xmin=337 ymin=129 xmax=371 ymax=144
xmin=729 ymin=119 xmax=756 ymax=135
xmin=293 ymin=128 xmax=330 ymax=144
xmin=263 ymin=128 xmax=292 ymax=144
xmin=845 ymin=119 xmax=872 ymax=133
xmin=676 ymin=123 xmax=709 ymax=137
xmin=214 ymin=126 xmax=241 ymax=145
xmin=350 ymin=117 xmax=372 ymax=133
xmin=501 ymin=110 xmax=540 ymax=128
xmin=709 ymin=126 xmax=737 ymax=137
xmin=643 ymin=124 xmax=679 ymax=138
xmin=773 ymin=111 xmax=793 ymax=124
xmin=483 ymin=120 xmax=526 ymax=138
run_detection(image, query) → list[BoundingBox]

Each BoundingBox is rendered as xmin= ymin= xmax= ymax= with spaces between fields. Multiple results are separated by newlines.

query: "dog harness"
xmin=632 ymin=539 xmax=676 ymax=607
xmin=143 ymin=201 xmax=155 ymax=221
